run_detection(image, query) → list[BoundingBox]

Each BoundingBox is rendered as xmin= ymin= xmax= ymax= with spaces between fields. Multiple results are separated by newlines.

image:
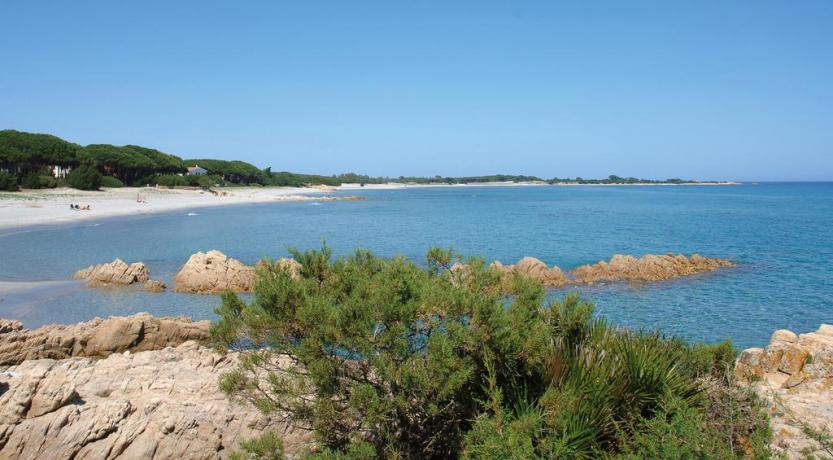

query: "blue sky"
xmin=1 ymin=1 xmax=831 ymax=181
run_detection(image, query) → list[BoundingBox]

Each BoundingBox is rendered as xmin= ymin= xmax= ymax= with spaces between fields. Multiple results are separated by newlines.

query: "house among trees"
xmin=51 ymin=165 xmax=72 ymax=178
xmin=186 ymin=165 xmax=207 ymax=176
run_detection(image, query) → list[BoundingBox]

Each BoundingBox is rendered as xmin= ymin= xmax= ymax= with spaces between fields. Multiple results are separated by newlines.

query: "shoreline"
xmin=0 ymin=181 xmax=740 ymax=232
xmin=0 ymin=186 xmax=332 ymax=231
xmin=342 ymin=181 xmax=740 ymax=189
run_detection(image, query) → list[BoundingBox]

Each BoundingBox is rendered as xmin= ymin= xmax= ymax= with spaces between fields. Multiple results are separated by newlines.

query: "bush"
xmin=150 ymin=173 xmax=222 ymax=189
xmin=0 ymin=171 xmax=18 ymax=191
xmin=152 ymin=174 xmax=188 ymax=188
xmin=100 ymin=175 xmax=124 ymax=188
xmin=197 ymin=174 xmax=219 ymax=188
xmin=229 ymin=432 xmax=285 ymax=460
xmin=20 ymin=173 xmax=57 ymax=189
xmin=66 ymin=164 xmax=102 ymax=190
xmin=214 ymin=247 xmax=770 ymax=459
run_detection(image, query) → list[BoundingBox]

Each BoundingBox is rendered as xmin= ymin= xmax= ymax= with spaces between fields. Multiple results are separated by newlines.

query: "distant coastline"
xmin=1 ymin=130 xmax=734 ymax=192
xmin=340 ymin=180 xmax=740 ymax=189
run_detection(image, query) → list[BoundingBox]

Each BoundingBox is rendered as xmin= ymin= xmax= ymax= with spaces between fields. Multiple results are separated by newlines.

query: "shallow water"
xmin=1 ymin=183 xmax=831 ymax=349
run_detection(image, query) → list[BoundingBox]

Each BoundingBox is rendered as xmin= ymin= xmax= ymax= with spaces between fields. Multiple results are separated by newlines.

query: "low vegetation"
xmin=1 ymin=130 xmax=715 ymax=192
xmin=100 ymin=175 xmax=124 ymax=188
xmin=0 ymin=171 xmax=19 ymax=191
xmin=213 ymin=247 xmax=770 ymax=459
xmin=65 ymin=163 xmax=102 ymax=191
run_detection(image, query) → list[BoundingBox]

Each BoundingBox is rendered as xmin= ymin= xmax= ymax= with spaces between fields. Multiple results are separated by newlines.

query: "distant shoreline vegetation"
xmin=0 ymin=129 xmax=726 ymax=191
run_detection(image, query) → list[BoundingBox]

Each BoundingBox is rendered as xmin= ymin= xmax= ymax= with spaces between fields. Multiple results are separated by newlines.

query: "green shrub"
xmin=229 ymin=432 xmax=285 ymax=460
xmin=20 ymin=173 xmax=58 ymax=189
xmin=152 ymin=174 xmax=188 ymax=187
xmin=39 ymin=174 xmax=57 ymax=188
xmin=66 ymin=164 xmax=102 ymax=190
xmin=616 ymin=386 xmax=770 ymax=459
xmin=214 ymin=247 xmax=769 ymax=459
xmin=197 ymin=174 xmax=219 ymax=188
xmin=0 ymin=171 xmax=18 ymax=191
xmin=100 ymin=175 xmax=124 ymax=188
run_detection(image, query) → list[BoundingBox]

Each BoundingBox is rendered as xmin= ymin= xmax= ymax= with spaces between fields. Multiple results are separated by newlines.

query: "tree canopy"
xmin=0 ymin=130 xmax=81 ymax=173
xmin=184 ymin=159 xmax=268 ymax=184
xmin=0 ymin=129 xmax=716 ymax=191
xmin=83 ymin=144 xmax=184 ymax=185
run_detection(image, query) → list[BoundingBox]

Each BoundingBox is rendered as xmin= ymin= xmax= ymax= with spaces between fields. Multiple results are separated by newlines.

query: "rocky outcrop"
xmin=174 ymin=251 xmax=255 ymax=294
xmin=484 ymin=253 xmax=732 ymax=288
xmin=143 ymin=279 xmax=167 ymax=292
xmin=0 ymin=313 xmax=210 ymax=366
xmin=736 ymin=324 xmax=833 ymax=459
xmin=0 ymin=342 xmax=310 ymax=459
xmin=74 ymin=259 xmax=151 ymax=287
xmin=0 ymin=319 xmax=22 ymax=334
xmin=571 ymin=253 xmax=734 ymax=284
xmin=491 ymin=257 xmax=567 ymax=287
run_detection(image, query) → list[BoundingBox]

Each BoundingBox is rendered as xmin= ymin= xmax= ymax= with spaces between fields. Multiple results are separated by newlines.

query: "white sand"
xmin=0 ymin=186 xmax=326 ymax=230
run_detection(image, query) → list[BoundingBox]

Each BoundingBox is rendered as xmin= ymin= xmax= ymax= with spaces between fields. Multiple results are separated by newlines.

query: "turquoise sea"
xmin=0 ymin=183 xmax=831 ymax=349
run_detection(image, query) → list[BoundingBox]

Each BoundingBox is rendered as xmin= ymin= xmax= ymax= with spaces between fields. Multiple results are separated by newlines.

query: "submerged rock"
xmin=0 ymin=343 xmax=310 ymax=459
xmin=0 ymin=313 xmax=210 ymax=366
xmin=174 ymin=250 xmax=256 ymax=294
xmin=73 ymin=258 xmax=150 ymax=287
xmin=736 ymin=324 xmax=833 ymax=459
xmin=570 ymin=253 xmax=734 ymax=284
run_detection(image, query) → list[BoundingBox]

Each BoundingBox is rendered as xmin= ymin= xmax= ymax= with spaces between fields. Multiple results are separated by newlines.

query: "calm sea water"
xmin=1 ymin=183 xmax=831 ymax=349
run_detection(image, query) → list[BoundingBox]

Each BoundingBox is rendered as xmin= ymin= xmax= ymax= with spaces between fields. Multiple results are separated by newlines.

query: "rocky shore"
xmin=2 ymin=310 xmax=831 ymax=458
xmin=0 ymin=313 xmax=210 ymax=366
xmin=0 ymin=314 xmax=310 ymax=459
xmin=736 ymin=324 xmax=833 ymax=459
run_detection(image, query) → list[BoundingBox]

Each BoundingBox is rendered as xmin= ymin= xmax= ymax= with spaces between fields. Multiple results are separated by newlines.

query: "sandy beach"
xmin=0 ymin=186 xmax=332 ymax=231
xmin=0 ymin=183 xmax=525 ymax=231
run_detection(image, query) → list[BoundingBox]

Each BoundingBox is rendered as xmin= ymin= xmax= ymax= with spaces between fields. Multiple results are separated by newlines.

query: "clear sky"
xmin=1 ymin=1 xmax=831 ymax=181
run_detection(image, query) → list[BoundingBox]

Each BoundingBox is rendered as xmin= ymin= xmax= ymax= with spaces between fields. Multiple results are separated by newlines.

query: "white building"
xmin=187 ymin=165 xmax=208 ymax=176
xmin=52 ymin=165 xmax=72 ymax=178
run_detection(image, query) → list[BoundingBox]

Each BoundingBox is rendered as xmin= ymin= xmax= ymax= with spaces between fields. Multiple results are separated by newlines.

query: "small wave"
xmin=187 ymin=212 xmax=199 ymax=216
xmin=310 ymin=202 xmax=322 ymax=206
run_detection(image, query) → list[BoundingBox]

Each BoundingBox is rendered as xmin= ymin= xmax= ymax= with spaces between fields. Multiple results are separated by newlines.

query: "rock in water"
xmin=736 ymin=324 xmax=833 ymax=459
xmin=489 ymin=257 xmax=567 ymax=287
xmin=174 ymin=250 xmax=255 ymax=293
xmin=0 ymin=343 xmax=310 ymax=458
xmin=571 ymin=253 xmax=734 ymax=284
xmin=0 ymin=313 xmax=210 ymax=365
xmin=513 ymin=257 xmax=568 ymax=287
xmin=74 ymin=258 xmax=150 ymax=287
xmin=143 ymin=279 xmax=167 ymax=292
